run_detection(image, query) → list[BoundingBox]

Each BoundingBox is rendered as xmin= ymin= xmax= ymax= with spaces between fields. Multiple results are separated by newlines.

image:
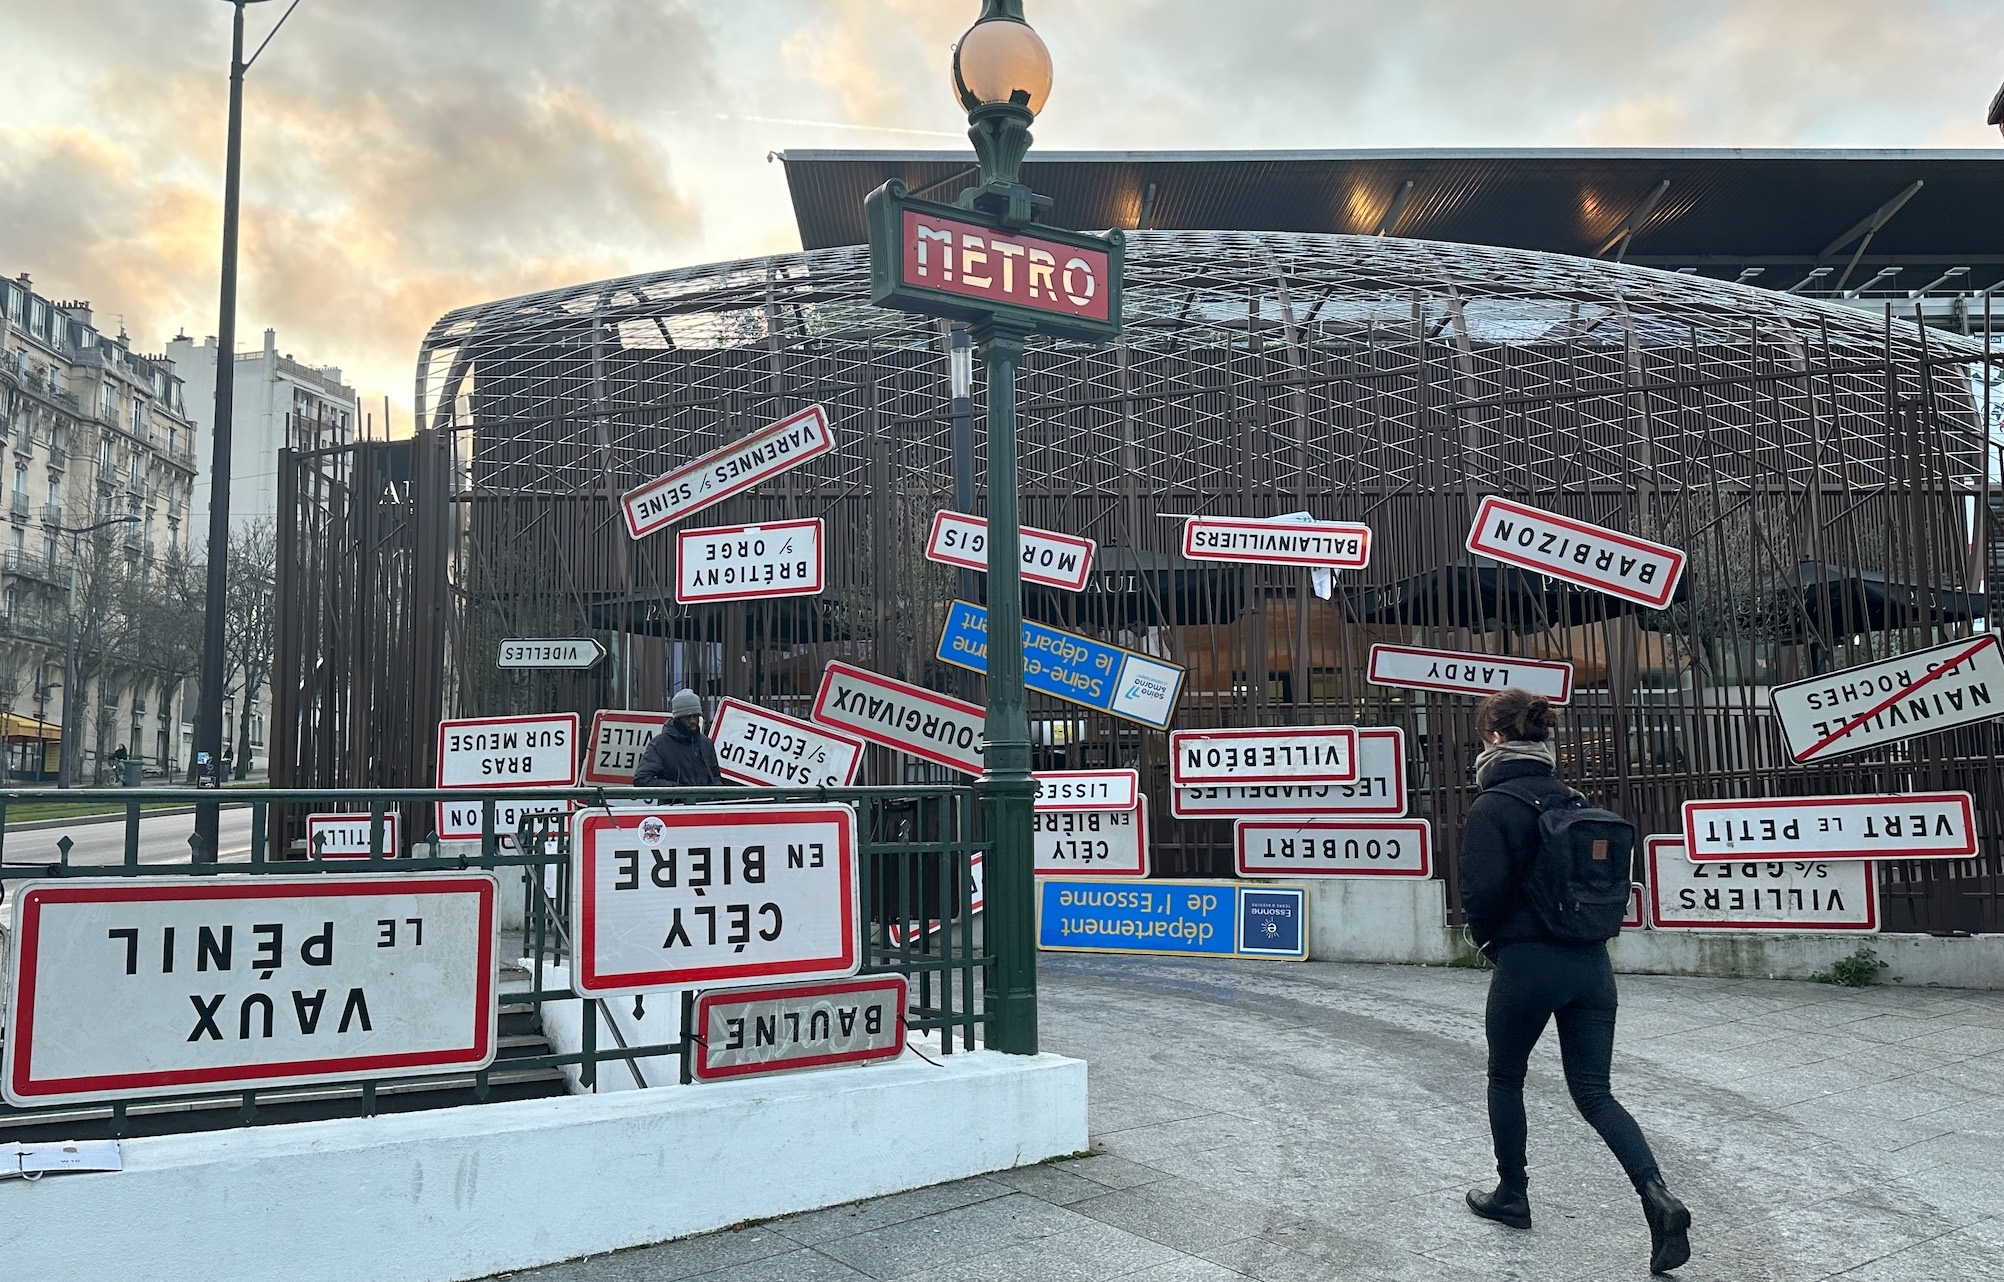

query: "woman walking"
xmin=1459 ymin=688 xmax=1691 ymax=1275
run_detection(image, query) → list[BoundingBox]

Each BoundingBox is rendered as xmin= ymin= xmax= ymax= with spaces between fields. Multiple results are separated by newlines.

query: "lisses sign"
xmin=1181 ymin=515 xmax=1372 ymax=570
xmin=924 ymin=510 xmax=1096 ymax=593
xmin=711 ymin=697 xmax=865 ymax=789
xmin=1169 ymin=725 xmax=1358 ymax=788
xmin=621 ymin=406 xmax=834 ymax=540
xmin=1768 ymin=633 xmax=2004 ymax=763
xmin=1464 ymin=496 xmax=1684 ymax=609
xmin=1680 ymin=793 xmax=1979 ymax=862
xmin=1367 ymin=643 xmax=1573 ymax=704
xmin=676 ymin=518 xmax=825 ymax=604
xmin=811 ymin=661 xmax=985 ymax=777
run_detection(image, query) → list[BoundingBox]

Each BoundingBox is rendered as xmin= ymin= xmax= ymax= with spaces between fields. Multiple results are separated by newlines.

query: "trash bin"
xmin=121 ymin=759 xmax=143 ymax=787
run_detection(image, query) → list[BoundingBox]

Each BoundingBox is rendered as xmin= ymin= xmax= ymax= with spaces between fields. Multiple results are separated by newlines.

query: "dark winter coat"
xmin=1458 ymin=756 xmax=1577 ymax=954
xmin=632 ymin=722 xmax=722 ymax=787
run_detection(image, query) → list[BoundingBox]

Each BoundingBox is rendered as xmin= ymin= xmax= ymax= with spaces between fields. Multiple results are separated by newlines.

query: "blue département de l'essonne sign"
xmin=935 ymin=599 xmax=1183 ymax=730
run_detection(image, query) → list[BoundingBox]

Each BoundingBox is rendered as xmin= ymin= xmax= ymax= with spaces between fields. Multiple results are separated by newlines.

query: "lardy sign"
xmin=864 ymin=180 xmax=1123 ymax=343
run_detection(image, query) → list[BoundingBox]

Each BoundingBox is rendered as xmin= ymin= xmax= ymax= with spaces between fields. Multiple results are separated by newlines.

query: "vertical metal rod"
xmin=678 ymin=989 xmax=695 ymax=1085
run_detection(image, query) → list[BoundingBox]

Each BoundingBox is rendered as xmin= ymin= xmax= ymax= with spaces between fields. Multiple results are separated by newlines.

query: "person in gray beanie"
xmin=632 ymin=689 xmax=722 ymax=787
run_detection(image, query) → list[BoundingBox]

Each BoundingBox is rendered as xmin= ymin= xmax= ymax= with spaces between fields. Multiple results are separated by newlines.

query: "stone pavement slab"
xmin=489 ymin=956 xmax=2004 ymax=1281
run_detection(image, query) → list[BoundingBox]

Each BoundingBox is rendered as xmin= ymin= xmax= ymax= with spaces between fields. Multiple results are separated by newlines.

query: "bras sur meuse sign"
xmin=864 ymin=180 xmax=1123 ymax=342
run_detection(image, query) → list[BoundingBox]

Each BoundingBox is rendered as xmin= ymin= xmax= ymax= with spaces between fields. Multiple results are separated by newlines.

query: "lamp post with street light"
xmin=54 ymin=515 xmax=141 ymax=789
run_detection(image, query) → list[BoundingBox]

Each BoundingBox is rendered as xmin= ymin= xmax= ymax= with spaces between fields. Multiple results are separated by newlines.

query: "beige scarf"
xmin=1474 ymin=738 xmax=1557 ymax=788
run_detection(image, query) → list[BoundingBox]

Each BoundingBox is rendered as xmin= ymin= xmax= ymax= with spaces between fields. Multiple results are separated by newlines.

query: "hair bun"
xmin=1476 ymin=688 xmax=1558 ymax=742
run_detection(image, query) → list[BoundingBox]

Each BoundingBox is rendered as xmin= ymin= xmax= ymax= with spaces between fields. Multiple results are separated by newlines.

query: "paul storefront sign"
xmin=691 ymin=975 xmax=908 ymax=1082
xmin=924 ymin=510 xmax=1096 ymax=593
xmin=571 ymin=805 xmax=859 ymax=995
xmin=1680 ymin=793 xmax=1978 ymax=863
xmin=1033 ymin=803 xmax=1149 ymax=878
xmin=620 ymin=405 xmax=834 ymax=540
xmin=1235 ymin=818 xmax=1432 ymax=879
xmin=1172 ymin=726 xmax=1407 ymax=819
xmin=1368 ymin=643 xmax=1573 ymax=704
xmin=1464 ymin=496 xmax=1685 ymax=610
xmin=305 ymin=812 xmax=402 ymax=859
xmin=676 ymin=518 xmax=825 ymax=604
xmin=1181 ymin=515 xmax=1372 ymax=570
xmin=811 ymin=661 xmax=985 ymax=777
xmin=1768 ymin=633 xmax=2004 ymax=764
xmin=435 ymin=713 xmax=579 ymax=841
xmin=1033 ymin=769 xmax=1140 ymax=812
xmin=579 ymin=709 xmax=667 ymax=787
xmin=1645 ymin=836 xmax=1877 ymax=931
xmin=3 ymin=872 xmax=497 ymax=1107
xmin=711 ymin=697 xmax=865 ymax=789
xmin=1168 ymin=725 xmax=1358 ymax=788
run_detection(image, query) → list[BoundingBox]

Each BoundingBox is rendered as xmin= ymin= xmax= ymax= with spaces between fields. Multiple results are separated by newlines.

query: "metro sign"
xmin=864 ymin=180 xmax=1123 ymax=343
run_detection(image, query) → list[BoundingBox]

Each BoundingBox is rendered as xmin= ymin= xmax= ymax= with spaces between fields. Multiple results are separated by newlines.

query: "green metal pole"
xmin=975 ymin=317 xmax=1037 ymax=1055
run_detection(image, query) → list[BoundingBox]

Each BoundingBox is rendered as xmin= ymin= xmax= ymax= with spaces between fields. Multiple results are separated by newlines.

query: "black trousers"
xmin=1485 ymin=940 xmax=1662 ymax=1193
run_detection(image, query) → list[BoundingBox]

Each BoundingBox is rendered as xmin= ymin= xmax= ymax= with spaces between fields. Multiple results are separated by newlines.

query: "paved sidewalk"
xmin=493 ymin=955 xmax=2004 ymax=1281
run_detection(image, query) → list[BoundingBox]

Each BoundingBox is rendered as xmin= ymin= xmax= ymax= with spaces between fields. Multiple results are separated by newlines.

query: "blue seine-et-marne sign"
xmin=1035 ymin=878 xmax=1308 ymax=961
xmin=935 ymin=600 xmax=1185 ymax=730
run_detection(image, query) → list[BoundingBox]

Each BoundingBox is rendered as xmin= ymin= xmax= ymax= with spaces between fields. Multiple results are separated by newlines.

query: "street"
xmin=0 ymin=805 xmax=256 ymax=873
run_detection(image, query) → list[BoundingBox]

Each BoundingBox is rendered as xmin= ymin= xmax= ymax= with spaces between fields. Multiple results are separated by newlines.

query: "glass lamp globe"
xmin=952 ymin=17 xmax=1053 ymax=117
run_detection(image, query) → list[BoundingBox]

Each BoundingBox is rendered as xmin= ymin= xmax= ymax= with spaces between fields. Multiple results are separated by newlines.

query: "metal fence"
xmin=0 ymin=784 xmax=990 ymax=1142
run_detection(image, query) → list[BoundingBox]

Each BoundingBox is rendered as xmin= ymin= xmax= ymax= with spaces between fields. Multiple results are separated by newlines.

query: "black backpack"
xmin=1486 ymin=779 xmax=1635 ymax=943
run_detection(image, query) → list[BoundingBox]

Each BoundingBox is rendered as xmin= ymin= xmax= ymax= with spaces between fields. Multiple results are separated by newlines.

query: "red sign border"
xmin=578 ymin=709 xmax=670 ymax=787
xmin=711 ymin=695 xmax=867 ymax=789
xmin=1168 ymin=725 xmax=1360 ymax=788
xmin=1366 ymin=643 xmax=1575 ymax=704
xmin=620 ymin=405 xmax=834 ymax=540
xmin=573 ymin=805 xmax=861 ymax=994
xmin=1645 ymin=835 xmax=1880 ymax=932
xmin=1033 ymin=768 xmax=1142 ymax=813
xmin=1679 ymin=792 xmax=1979 ymax=863
xmin=674 ymin=517 xmax=827 ymax=605
xmin=1170 ymin=726 xmax=1407 ymax=819
xmin=1181 ymin=515 xmax=1373 ymax=570
xmin=1464 ymin=495 xmax=1686 ymax=610
xmin=810 ymin=660 xmax=986 ymax=777
xmin=304 ymin=811 xmax=403 ymax=860
xmin=1233 ymin=817 xmax=1433 ymax=879
xmin=4 ymin=874 xmax=496 ymax=1104
xmin=924 ymin=510 xmax=1098 ymax=593
xmin=1034 ymin=802 xmax=1150 ymax=879
xmin=691 ymin=974 xmax=910 ymax=1081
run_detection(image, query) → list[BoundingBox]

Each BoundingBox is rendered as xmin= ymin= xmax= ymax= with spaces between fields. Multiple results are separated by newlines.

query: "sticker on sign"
xmin=1033 ymin=769 xmax=1139 ymax=812
xmin=925 ymin=510 xmax=1096 ymax=593
xmin=1181 ymin=515 xmax=1372 ymax=569
xmin=579 ymin=710 xmax=665 ymax=787
xmin=811 ymin=661 xmax=985 ymax=777
xmin=1645 ymin=836 xmax=1877 ymax=931
xmin=1681 ymin=792 xmax=1978 ymax=863
xmin=3 ymin=873 xmax=497 ymax=1107
xmin=571 ymin=805 xmax=860 ymax=995
xmin=1235 ymin=818 xmax=1432 ymax=878
xmin=676 ymin=518 xmax=825 ymax=604
xmin=1034 ymin=803 xmax=1149 ymax=878
xmin=711 ymin=697 xmax=864 ymax=789
xmin=1169 ymin=725 xmax=1358 ymax=788
xmin=1367 ymin=643 xmax=1573 ymax=704
xmin=305 ymin=812 xmax=401 ymax=859
xmin=1768 ymin=633 xmax=2004 ymax=763
xmin=620 ymin=405 xmax=834 ymax=540
xmin=692 ymin=975 xmax=908 ymax=1082
xmin=1464 ymin=496 xmax=1685 ymax=609
xmin=1172 ymin=726 xmax=1407 ymax=819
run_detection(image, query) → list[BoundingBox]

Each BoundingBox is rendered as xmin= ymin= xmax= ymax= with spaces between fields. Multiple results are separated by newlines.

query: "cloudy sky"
xmin=2 ymin=0 xmax=1998 ymax=424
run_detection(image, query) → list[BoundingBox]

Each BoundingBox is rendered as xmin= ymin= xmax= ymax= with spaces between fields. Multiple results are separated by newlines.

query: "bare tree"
xmin=224 ymin=518 xmax=279 ymax=779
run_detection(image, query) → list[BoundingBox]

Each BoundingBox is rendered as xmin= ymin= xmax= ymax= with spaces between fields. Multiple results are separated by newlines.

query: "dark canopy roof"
xmin=781 ymin=148 xmax=2004 ymax=292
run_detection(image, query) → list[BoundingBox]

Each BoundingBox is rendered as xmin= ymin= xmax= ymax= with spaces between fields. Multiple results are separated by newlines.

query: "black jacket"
xmin=632 ymin=722 xmax=722 ymax=787
xmin=1458 ymin=757 xmax=1573 ymax=953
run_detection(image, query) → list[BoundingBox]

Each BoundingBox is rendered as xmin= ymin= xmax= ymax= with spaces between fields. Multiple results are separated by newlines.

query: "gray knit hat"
xmin=670 ymin=689 xmax=702 ymax=718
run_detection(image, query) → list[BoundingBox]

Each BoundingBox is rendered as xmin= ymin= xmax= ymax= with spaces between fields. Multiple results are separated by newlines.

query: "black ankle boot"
xmin=1638 ymin=1179 xmax=1691 ymax=1274
xmin=1465 ymin=1183 xmax=1531 ymax=1230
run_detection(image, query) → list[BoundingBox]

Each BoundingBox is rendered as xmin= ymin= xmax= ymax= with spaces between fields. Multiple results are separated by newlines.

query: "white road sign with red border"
xmin=571 ymin=804 xmax=860 ymax=995
xmin=1169 ymin=725 xmax=1358 ymax=788
xmin=3 ymin=873 xmax=497 ymax=1107
xmin=1367 ymin=643 xmax=1573 ymax=704
xmin=1681 ymin=793 xmax=1979 ymax=863
xmin=620 ymin=405 xmax=834 ymax=539
xmin=1235 ymin=818 xmax=1432 ymax=878
xmin=811 ymin=661 xmax=985 ymax=777
xmin=925 ymin=511 xmax=1096 ymax=593
xmin=579 ymin=710 xmax=667 ymax=787
xmin=1034 ymin=803 xmax=1149 ymax=878
xmin=434 ymin=713 xmax=579 ymax=841
xmin=1768 ymin=634 xmax=2004 ymax=763
xmin=691 ymin=975 xmax=908 ymax=1081
xmin=1181 ymin=515 xmax=1372 ymax=569
xmin=1645 ymin=836 xmax=1877 ymax=931
xmin=305 ymin=812 xmax=402 ymax=859
xmin=1172 ymin=727 xmax=1407 ymax=819
xmin=676 ymin=518 xmax=825 ymax=604
xmin=711 ymin=697 xmax=865 ymax=789
xmin=1464 ymin=496 xmax=1685 ymax=609
xmin=1033 ymin=769 xmax=1140 ymax=812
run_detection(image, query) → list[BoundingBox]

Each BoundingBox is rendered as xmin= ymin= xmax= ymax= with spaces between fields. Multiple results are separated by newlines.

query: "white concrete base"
xmin=0 ymin=1048 xmax=1087 ymax=1282
xmin=1303 ymin=878 xmax=1462 ymax=965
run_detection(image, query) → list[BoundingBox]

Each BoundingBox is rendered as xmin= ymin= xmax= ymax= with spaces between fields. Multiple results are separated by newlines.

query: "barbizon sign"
xmin=3 ymin=873 xmax=497 ymax=1107
xmin=1168 ymin=725 xmax=1358 ymax=788
xmin=1768 ymin=633 xmax=2004 ymax=764
xmin=1367 ymin=643 xmax=1573 ymax=704
xmin=924 ymin=510 xmax=1095 ymax=593
xmin=711 ymin=696 xmax=865 ymax=789
xmin=1681 ymin=792 xmax=1979 ymax=863
xmin=1464 ymin=496 xmax=1685 ymax=609
xmin=305 ymin=812 xmax=402 ymax=859
xmin=1034 ymin=803 xmax=1149 ymax=878
xmin=498 ymin=638 xmax=606 ymax=670
xmin=863 ymin=180 xmax=1123 ymax=343
xmin=571 ymin=805 xmax=859 ymax=995
xmin=1645 ymin=837 xmax=1877 ymax=931
xmin=676 ymin=518 xmax=825 ymax=604
xmin=1181 ymin=515 xmax=1372 ymax=570
xmin=579 ymin=709 xmax=666 ymax=787
xmin=1172 ymin=727 xmax=1407 ymax=819
xmin=1235 ymin=818 xmax=1432 ymax=879
xmin=620 ymin=405 xmax=834 ymax=540
xmin=1033 ymin=769 xmax=1140 ymax=812
xmin=691 ymin=976 xmax=908 ymax=1082
xmin=435 ymin=713 xmax=579 ymax=841
xmin=811 ymin=660 xmax=985 ymax=776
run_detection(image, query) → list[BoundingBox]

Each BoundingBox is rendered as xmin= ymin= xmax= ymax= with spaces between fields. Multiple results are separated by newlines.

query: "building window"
xmin=11 ymin=467 xmax=25 ymax=499
xmin=42 ymin=532 xmax=55 ymax=562
xmin=44 ymin=477 xmax=57 ymax=507
xmin=99 ymin=384 xmax=116 ymax=422
xmin=132 ymin=400 xmax=145 ymax=434
xmin=9 ymin=527 xmax=22 ymax=555
xmin=28 ymin=299 xmax=47 ymax=338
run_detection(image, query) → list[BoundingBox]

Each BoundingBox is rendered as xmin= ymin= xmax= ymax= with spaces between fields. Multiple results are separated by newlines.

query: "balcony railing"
xmin=40 ymin=505 xmax=60 ymax=525
xmin=8 ymin=494 xmax=27 ymax=519
xmin=0 ymin=550 xmax=63 ymax=582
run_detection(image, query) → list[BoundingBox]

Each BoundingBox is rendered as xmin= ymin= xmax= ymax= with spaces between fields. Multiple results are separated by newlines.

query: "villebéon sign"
xmin=3 ymin=873 xmax=497 ymax=1107
xmin=925 ymin=510 xmax=1095 ymax=593
xmin=1033 ymin=803 xmax=1149 ymax=878
xmin=1680 ymin=792 xmax=1978 ymax=862
xmin=1464 ymin=496 xmax=1685 ymax=609
xmin=1768 ymin=633 xmax=2004 ymax=763
xmin=1181 ymin=515 xmax=1372 ymax=570
xmin=1168 ymin=725 xmax=1358 ymax=788
xmin=676 ymin=518 xmax=825 ymax=604
xmin=1644 ymin=837 xmax=1876 ymax=931
xmin=621 ymin=405 xmax=834 ymax=540
xmin=434 ymin=713 xmax=579 ymax=842
xmin=710 ymin=697 xmax=864 ymax=789
xmin=1367 ymin=643 xmax=1573 ymax=704
xmin=579 ymin=709 xmax=667 ymax=787
xmin=1172 ymin=726 xmax=1407 ymax=819
xmin=1235 ymin=818 xmax=1432 ymax=878
xmin=811 ymin=661 xmax=985 ymax=776
xmin=570 ymin=805 xmax=859 ymax=995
